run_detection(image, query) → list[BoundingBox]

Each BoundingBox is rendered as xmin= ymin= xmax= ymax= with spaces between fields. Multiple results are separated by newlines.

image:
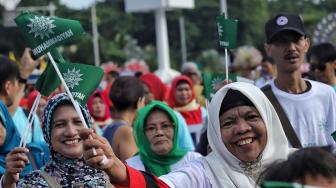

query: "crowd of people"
xmin=0 ymin=12 xmax=336 ymax=188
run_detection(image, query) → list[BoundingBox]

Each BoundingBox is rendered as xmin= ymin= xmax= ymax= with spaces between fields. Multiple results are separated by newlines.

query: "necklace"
xmin=238 ymin=155 xmax=262 ymax=182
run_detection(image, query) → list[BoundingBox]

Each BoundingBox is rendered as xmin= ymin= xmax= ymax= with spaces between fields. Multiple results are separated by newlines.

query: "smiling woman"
xmin=219 ymin=90 xmax=267 ymax=164
xmin=3 ymin=93 xmax=113 ymax=187
xmin=80 ymin=82 xmax=295 ymax=188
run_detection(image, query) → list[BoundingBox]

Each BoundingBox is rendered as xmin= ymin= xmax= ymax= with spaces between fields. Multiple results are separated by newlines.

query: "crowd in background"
xmin=1 ymin=12 xmax=336 ymax=188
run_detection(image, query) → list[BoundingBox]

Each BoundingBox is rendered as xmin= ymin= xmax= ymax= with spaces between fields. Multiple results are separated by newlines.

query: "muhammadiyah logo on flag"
xmin=216 ymin=14 xmax=238 ymax=49
xmin=27 ymin=16 xmax=56 ymax=40
xmin=202 ymin=72 xmax=237 ymax=100
xmin=35 ymin=60 xmax=104 ymax=106
xmin=15 ymin=11 xmax=85 ymax=58
xmin=63 ymin=68 xmax=83 ymax=89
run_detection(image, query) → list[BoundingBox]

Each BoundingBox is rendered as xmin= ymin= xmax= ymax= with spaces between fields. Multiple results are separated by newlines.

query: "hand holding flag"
xmin=15 ymin=12 xmax=102 ymax=157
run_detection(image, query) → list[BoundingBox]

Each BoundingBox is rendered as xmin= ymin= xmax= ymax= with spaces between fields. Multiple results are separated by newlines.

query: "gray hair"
xmin=181 ymin=62 xmax=201 ymax=76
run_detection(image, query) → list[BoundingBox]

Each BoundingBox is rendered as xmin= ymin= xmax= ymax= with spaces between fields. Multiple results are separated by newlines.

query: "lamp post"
xmin=91 ymin=2 xmax=100 ymax=67
xmin=124 ymin=0 xmax=194 ymax=83
xmin=179 ymin=16 xmax=187 ymax=64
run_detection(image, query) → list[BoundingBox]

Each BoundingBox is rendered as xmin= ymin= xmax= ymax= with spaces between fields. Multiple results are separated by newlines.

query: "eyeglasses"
xmin=144 ymin=123 xmax=174 ymax=135
xmin=183 ymin=72 xmax=198 ymax=77
xmin=310 ymin=63 xmax=326 ymax=71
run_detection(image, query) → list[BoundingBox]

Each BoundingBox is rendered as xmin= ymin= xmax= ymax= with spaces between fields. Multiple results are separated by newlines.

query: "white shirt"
xmin=159 ymin=159 xmax=211 ymax=188
xmin=126 ymin=151 xmax=201 ymax=173
xmin=270 ymin=80 xmax=336 ymax=152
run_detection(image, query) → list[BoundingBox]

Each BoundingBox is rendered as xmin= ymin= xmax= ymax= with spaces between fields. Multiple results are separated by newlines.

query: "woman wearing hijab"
xmin=3 ymin=93 xmax=113 ymax=187
xmin=87 ymin=90 xmax=113 ymax=131
xmin=140 ymin=73 xmax=194 ymax=151
xmin=167 ymin=76 xmax=206 ymax=126
xmin=81 ymin=82 xmax=294 ymax=188
xmin=126 ymin=101 xmax=201 ymax=176
xmin=167 ymin=76 xmax=207 ymax=145
xmin=139 ymin=73 xmax=166 ymax=103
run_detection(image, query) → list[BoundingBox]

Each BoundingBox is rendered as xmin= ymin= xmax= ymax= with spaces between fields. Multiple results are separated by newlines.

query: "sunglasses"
xmin=184 ymin=72 xmax=198 ymax=77
xmin=310 ymin=63 xmax=326 ymax=71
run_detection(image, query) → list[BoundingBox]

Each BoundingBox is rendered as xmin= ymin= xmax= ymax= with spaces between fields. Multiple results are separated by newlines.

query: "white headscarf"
xmin=201 ymin=82 xmax=294 ymax=188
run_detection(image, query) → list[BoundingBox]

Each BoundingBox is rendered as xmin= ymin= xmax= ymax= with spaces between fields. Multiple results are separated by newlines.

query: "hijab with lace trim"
xmin=17 ymin=93 xmax=109 ymax=187
xmin=201 ymin=82 xmax=294 ymax=188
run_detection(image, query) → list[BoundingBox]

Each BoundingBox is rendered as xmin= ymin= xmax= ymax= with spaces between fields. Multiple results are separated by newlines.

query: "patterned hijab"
xmin=17 ymin=93 xmax=109 ymax=187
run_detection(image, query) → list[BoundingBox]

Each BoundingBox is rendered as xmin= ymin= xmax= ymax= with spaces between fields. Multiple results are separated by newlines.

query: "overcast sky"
xmin=59 ymin=0 xmax=101 ymax=10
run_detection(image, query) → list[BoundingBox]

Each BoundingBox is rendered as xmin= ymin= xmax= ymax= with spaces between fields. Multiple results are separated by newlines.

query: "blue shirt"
xmin=0 ymin=101 xmax=32 ymax=177
xmin=12 ymin=107 xmax=45 ymax=143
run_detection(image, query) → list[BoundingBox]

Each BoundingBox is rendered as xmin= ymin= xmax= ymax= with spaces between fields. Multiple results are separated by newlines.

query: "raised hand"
xmin=20 ymin=48 xmax=40 ymax=79
xmin=79 ymin=128 xmax=129 ymax=186
xmin=213 ymin=79 xmax=232 ymax=92
xmin=3 ymin=147 xmax=29 ymax=187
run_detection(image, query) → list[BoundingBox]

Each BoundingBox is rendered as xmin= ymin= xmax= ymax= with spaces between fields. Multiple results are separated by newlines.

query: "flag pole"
xmin=19 ymin=93 xmax=41 ymax=148
xmin=224 ymin=12 xmax=229 ymax=81
xmin=47 ymin=53 xmax=89 ymax=129
xmin=47 ymin=52 xmax=99 ymax=156
xmin=225 ymin=48 xmax=229 ymax=81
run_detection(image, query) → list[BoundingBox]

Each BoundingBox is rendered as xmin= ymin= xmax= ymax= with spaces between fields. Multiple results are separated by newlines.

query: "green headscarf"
xmin=133 ymin=100 xmax=188 ymax=176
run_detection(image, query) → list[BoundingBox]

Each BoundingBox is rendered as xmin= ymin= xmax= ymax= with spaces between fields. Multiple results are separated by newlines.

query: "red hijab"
xmin=27 ymin=90 xmax=39 ymax=111
xmin=167 ymin=76 xmax=202 ymax=125
xmin=168 ymin=75 xmax=195 ymax=107
xmin=139 ymin=73 xmax=166 ymax=101
xmin=87 ymin=90 xmax=112 ymax=122
xmin=26 ymin=90 xmax=48 ymax=111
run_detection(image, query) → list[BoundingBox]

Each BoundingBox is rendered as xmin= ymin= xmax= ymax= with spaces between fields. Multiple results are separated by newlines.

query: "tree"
xmin=1 ymin=0 xmax=336 ymax=71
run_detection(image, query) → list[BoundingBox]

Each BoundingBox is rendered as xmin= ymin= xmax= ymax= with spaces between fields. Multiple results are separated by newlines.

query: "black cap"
xmin=265 ymin=13 xmax=306 ymax=44
xmin=219 ymin=89 xmax=254 ymax=116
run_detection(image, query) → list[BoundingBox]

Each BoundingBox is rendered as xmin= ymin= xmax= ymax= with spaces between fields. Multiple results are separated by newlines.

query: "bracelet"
xmin=18 ymin=76 xmax=27 ymax=84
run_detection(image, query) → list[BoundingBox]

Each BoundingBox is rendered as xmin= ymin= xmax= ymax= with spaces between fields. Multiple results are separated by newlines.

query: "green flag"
xmin=15 ymin=11 xmax=85 ymax=58
xmin=34 ymin=48 xmax=64 ymax=96
xmin=36 ymin=61 xmax=104 ymax=105
xmin=261 ymin=181 xmax=314 ymax=188
xmin=216 ymin=14 xmax=238 ymax=49
xmin=331 ymin=131 xmax=336 ymax=142
xmin=202 ymin=72 xmax=237 ymax=100
xmin=59 ymin=63 xmax=104 ymax=105
xmin=35 ymin=61 xmax=62 ymax=96
xmin=49 ymin=47 xmax=65 ymax=63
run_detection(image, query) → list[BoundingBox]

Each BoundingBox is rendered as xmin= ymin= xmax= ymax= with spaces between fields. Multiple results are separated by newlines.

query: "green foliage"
xmin=0 ymin=0 xmax=335 ymax=71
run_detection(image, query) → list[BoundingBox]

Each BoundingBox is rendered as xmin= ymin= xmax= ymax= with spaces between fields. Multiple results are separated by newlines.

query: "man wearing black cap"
xmin=263 ymin=13 xmax=336 ymax=151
